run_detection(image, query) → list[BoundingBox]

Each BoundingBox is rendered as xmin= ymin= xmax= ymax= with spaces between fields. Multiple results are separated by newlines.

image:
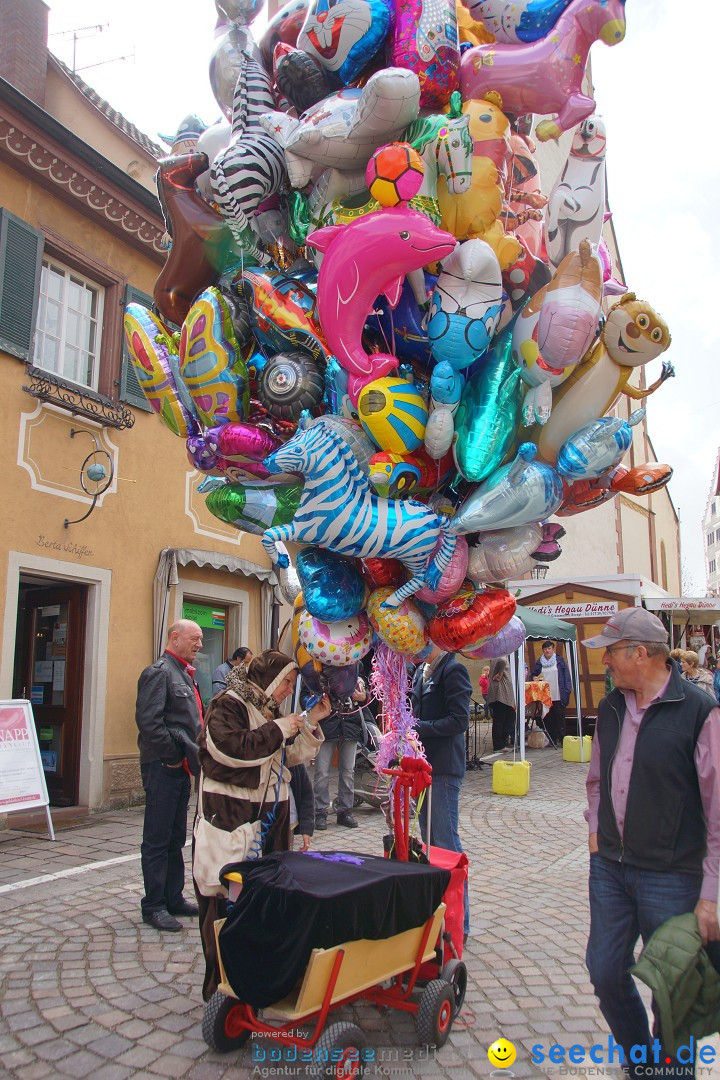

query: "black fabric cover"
xmin=218 ymin=850 xmax=450 ymax=1008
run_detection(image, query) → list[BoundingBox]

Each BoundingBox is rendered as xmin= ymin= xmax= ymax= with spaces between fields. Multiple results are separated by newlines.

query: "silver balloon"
xmin=310 ymin=416 xmax=375 ymax=476
xmin=209 ymin=27 xmax=264 ymax=120
xmin=467 ymin=524 xmax=544 ymax=584
xmin=216 ymin=0 xmax=266 ymax=23
xmin=195 ymin=120 xmax=231 ymax=201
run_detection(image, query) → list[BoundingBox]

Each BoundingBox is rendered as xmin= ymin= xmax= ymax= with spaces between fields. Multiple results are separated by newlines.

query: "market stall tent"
xmin=509 ymin=608 xmax=585 ymax=762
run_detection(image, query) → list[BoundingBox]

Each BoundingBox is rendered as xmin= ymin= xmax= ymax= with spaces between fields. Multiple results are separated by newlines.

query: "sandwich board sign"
xmin=0 ymin=700 xmax=55 ymax=840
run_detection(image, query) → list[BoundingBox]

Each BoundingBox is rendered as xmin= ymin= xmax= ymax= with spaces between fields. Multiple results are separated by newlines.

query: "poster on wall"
xmin=0 ymin=700 xmax=55 ymax=840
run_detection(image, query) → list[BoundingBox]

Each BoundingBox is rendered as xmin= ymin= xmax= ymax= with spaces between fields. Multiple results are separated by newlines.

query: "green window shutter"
xmin=120 ymin=284 xmax=154 ymax=412
xmin=0 ymin=209 xmax=44 ymax=360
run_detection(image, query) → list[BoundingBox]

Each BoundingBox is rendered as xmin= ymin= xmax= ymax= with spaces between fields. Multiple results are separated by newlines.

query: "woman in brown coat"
xmin=193 ymin=649 xmax=330 ymax=1001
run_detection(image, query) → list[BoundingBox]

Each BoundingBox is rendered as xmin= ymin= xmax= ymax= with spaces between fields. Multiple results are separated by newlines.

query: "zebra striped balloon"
xmin=261 ymin=420 xmax=458 ymax=609
xmin=210 ymin=52 xmax=288 ymax=246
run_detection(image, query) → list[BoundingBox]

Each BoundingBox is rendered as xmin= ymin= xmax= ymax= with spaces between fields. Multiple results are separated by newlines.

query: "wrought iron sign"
xmin=23 ymin=367 xmax=135 ymax=430
xmin=63 ymin=428 xmax=114 ymax=529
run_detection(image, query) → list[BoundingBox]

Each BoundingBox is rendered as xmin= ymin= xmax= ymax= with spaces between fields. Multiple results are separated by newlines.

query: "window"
xmin=710 ymin=560 xmax=716 ymax=575
xmin=34 ymin=258 xmax=104 ymax=390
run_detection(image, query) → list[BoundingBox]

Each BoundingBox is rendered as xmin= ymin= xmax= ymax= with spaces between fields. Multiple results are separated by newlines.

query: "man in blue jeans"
xmin=583 ymin=607 xmax=720 ymax=1078
xmin=411 ymin=646 xmax=471 ymax=939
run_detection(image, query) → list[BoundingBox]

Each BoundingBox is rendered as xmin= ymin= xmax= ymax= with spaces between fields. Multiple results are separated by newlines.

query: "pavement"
xmin=1 ymin=741 xmax=718 ymax=1080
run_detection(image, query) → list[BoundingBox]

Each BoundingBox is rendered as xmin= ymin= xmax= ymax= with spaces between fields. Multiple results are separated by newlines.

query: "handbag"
xmin=192 ymin=748 xmax=284 ymax=898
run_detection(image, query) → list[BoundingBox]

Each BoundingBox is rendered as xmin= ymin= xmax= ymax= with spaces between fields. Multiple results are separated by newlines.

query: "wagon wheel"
xmin=416 ymin=979 xmax=455 ymax=1048
xmin=440 ymin=959 xmax=468 ymax=1015
xmin=309 ymin=1020 xmax=368 ymax=1078
xmin=201 ymin=990 xmax=251 ymax=1053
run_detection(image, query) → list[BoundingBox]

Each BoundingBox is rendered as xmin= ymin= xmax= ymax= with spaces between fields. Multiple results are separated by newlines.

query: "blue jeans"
xmin=587 ymin=854 xmax=715 ymax=1079
xmin=419 ymin=774 xmax=470 ymax=936
xmin=313 ymin=738 xmax=357 ymax=816
xmin=140 ymin=760 xmax=191 ymax=915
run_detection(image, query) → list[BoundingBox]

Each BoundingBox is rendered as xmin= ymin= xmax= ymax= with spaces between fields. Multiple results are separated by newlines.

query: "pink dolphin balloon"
xmin=307 ymin=207 xmax=457 ymax=404
xmin=416 ymin=535 xmax=469 ymax=603
xmin=460 ymin=0 xmax=627 ymax=142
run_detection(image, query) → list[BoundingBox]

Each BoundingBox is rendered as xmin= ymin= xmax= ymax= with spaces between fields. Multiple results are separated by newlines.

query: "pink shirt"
xmin=586 ymin=672 xmax=720 ymax=902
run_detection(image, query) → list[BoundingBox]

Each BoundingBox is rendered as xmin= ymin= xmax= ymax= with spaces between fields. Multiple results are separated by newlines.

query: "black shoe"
xmin=168 ymin=898 xmax=199 ymax=917
xmin=336 ymin=812 xmax=358 ymax=828
xmin=315 ymin=814 xmax=327 ymax=831
xmin=142 ymin=909 xmax=182 ymax=932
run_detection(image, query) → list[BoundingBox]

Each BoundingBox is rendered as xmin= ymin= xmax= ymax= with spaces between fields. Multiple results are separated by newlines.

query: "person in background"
xmin=531 ymin=640 xmax=572 ymax=747
xmin=290 ymin=764 xmax=314 ymax=851
xmin=478 ymin=666 xmax=490 ymax=714
xmin=697 ymin=640 xmax=709 ymax=668
xmin=194 ymin=650 xmax=330 ymax=1001
xmin=314 ymin=676 xmax=368 ymax=830
xmin=211 ymin=646 xmax=252 ymax=696
xmin=680 ymin=650 xmax=716 ymax=699
xmin=135 ymin=620 xmax=204 ymax=932
xmin=582 ymin=607 xmax=720 ymax=1078
xmin=714 ymin=657 xmax=720 ymax=707
xmin=669 ymin=648 xmax=684 ymax=674
xmin=486 ymin=656 xmax=516 ymax=751
xmin=411 ymin=645 xmax=471 ymax=940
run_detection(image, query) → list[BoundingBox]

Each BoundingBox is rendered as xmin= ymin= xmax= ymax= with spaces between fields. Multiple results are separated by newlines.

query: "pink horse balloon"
xmin=460 ymin=0 xmax=626 ymax=141
xmin=307 ymin=208 xmax=457 ymax=404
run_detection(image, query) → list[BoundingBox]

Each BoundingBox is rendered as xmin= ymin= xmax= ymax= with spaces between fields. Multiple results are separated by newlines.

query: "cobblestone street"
xmin=1 ymin=747 xmax=718 ymax=1079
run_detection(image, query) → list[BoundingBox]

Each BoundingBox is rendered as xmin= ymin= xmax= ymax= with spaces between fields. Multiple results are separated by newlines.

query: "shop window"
xmin=34 ymin=258 xmax=104 ymax=390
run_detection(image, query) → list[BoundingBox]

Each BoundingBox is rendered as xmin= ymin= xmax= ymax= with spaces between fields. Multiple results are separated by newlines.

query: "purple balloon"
xmin=462 ymin=615 xmax=527 ymax=659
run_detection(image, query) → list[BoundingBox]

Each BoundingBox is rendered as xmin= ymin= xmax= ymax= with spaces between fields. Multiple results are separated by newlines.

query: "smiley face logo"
xmin=488 ymin=1038 xmax=517 ymax=1069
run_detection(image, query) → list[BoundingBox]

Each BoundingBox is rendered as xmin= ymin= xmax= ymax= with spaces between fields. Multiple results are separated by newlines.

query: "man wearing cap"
xmin=583 ymin=607 xmax=720 ymax=1077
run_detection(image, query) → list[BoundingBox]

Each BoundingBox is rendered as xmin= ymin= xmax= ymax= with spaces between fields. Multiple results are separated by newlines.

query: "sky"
xmin=46 ymin=0 xmax=720 ymax=593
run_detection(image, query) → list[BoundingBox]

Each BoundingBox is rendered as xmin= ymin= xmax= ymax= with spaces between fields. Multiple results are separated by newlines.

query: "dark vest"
xmin=596 ymin=665 xmax=714 ymax=874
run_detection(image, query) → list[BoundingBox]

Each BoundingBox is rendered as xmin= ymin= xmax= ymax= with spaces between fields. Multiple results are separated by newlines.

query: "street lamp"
xmin=530 ymin=564 xmax=549 ymax=580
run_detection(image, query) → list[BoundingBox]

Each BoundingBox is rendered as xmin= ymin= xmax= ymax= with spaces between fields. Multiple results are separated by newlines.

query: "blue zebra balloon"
xmin=296 ymin=549 xmax=367 ymax=621
xmin=557 ymin=409 xmax=645 ymax=481
xmin=450 ymin=443 xmax=564 ymax=534
xmin=262 ymin=418 xmax=457 ymax=609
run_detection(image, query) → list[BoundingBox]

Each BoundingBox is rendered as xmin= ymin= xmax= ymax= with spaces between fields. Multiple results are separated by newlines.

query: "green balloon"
xmin=288 ymin=191 xmax=311 ymax=247
xmin=206 ymin=481 xmax=303 ymax=535
xmin=454 ymin=325 xmax=524 ymax=483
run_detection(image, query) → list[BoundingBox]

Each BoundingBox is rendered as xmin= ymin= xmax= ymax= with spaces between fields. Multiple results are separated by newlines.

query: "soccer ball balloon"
xmin=366 ymin=142 xmax=424 ymax=207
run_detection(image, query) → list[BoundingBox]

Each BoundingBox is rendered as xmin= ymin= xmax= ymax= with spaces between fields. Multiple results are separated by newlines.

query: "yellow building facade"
xmin=0 ymin=3 xmax=280 ymax=814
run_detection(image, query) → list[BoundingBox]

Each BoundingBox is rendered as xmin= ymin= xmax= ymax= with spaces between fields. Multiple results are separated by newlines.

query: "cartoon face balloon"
xmin=297 ymin=608 xmax=374 ymax=665
xmin=427 ymin=240 xmax=505 ymax=370
xmin=297 ymin=0 xmax=392 ymax=85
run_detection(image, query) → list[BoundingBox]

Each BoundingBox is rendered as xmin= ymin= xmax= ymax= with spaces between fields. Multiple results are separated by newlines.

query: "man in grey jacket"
xmin=136 ymin=620 xmax=203 ymax=931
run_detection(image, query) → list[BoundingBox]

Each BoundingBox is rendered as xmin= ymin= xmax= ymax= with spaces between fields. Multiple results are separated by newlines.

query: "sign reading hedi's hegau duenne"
xmin=0 ymin=701 xmax=54 ymax=838
xmin=529 ymin=601 xmax=619 ymax=620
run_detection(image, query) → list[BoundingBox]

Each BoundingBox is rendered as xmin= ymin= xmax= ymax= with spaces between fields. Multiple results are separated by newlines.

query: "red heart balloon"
xmin=360 ymin=557 xmax=408 ymax=589
xmin=428 ymin=586 xmax=516 ymax=652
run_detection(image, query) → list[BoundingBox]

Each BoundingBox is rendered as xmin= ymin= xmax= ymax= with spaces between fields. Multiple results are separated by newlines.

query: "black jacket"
xmin=411 ymin=654 xmax=471 ymax=778
xmin=596 ymin=664 xmax=715 ymax=874
xmin=135 ymin=652 xmax=202 ymax=766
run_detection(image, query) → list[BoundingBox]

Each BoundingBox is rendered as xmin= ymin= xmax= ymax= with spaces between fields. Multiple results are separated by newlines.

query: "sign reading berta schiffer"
xmin=529 ymin=601 xmax=619 ymax=620
xmin=0 ymin=701 xmax=54 ymax=838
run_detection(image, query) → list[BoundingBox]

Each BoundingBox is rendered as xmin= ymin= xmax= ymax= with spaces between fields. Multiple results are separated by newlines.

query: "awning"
xmin=644 ymin=597 xmax=720 ymax=618
xmin=516 ymin=606 xmax=577 ymax=642
xmin=152 ymin=547 xmax=278 ymax=659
